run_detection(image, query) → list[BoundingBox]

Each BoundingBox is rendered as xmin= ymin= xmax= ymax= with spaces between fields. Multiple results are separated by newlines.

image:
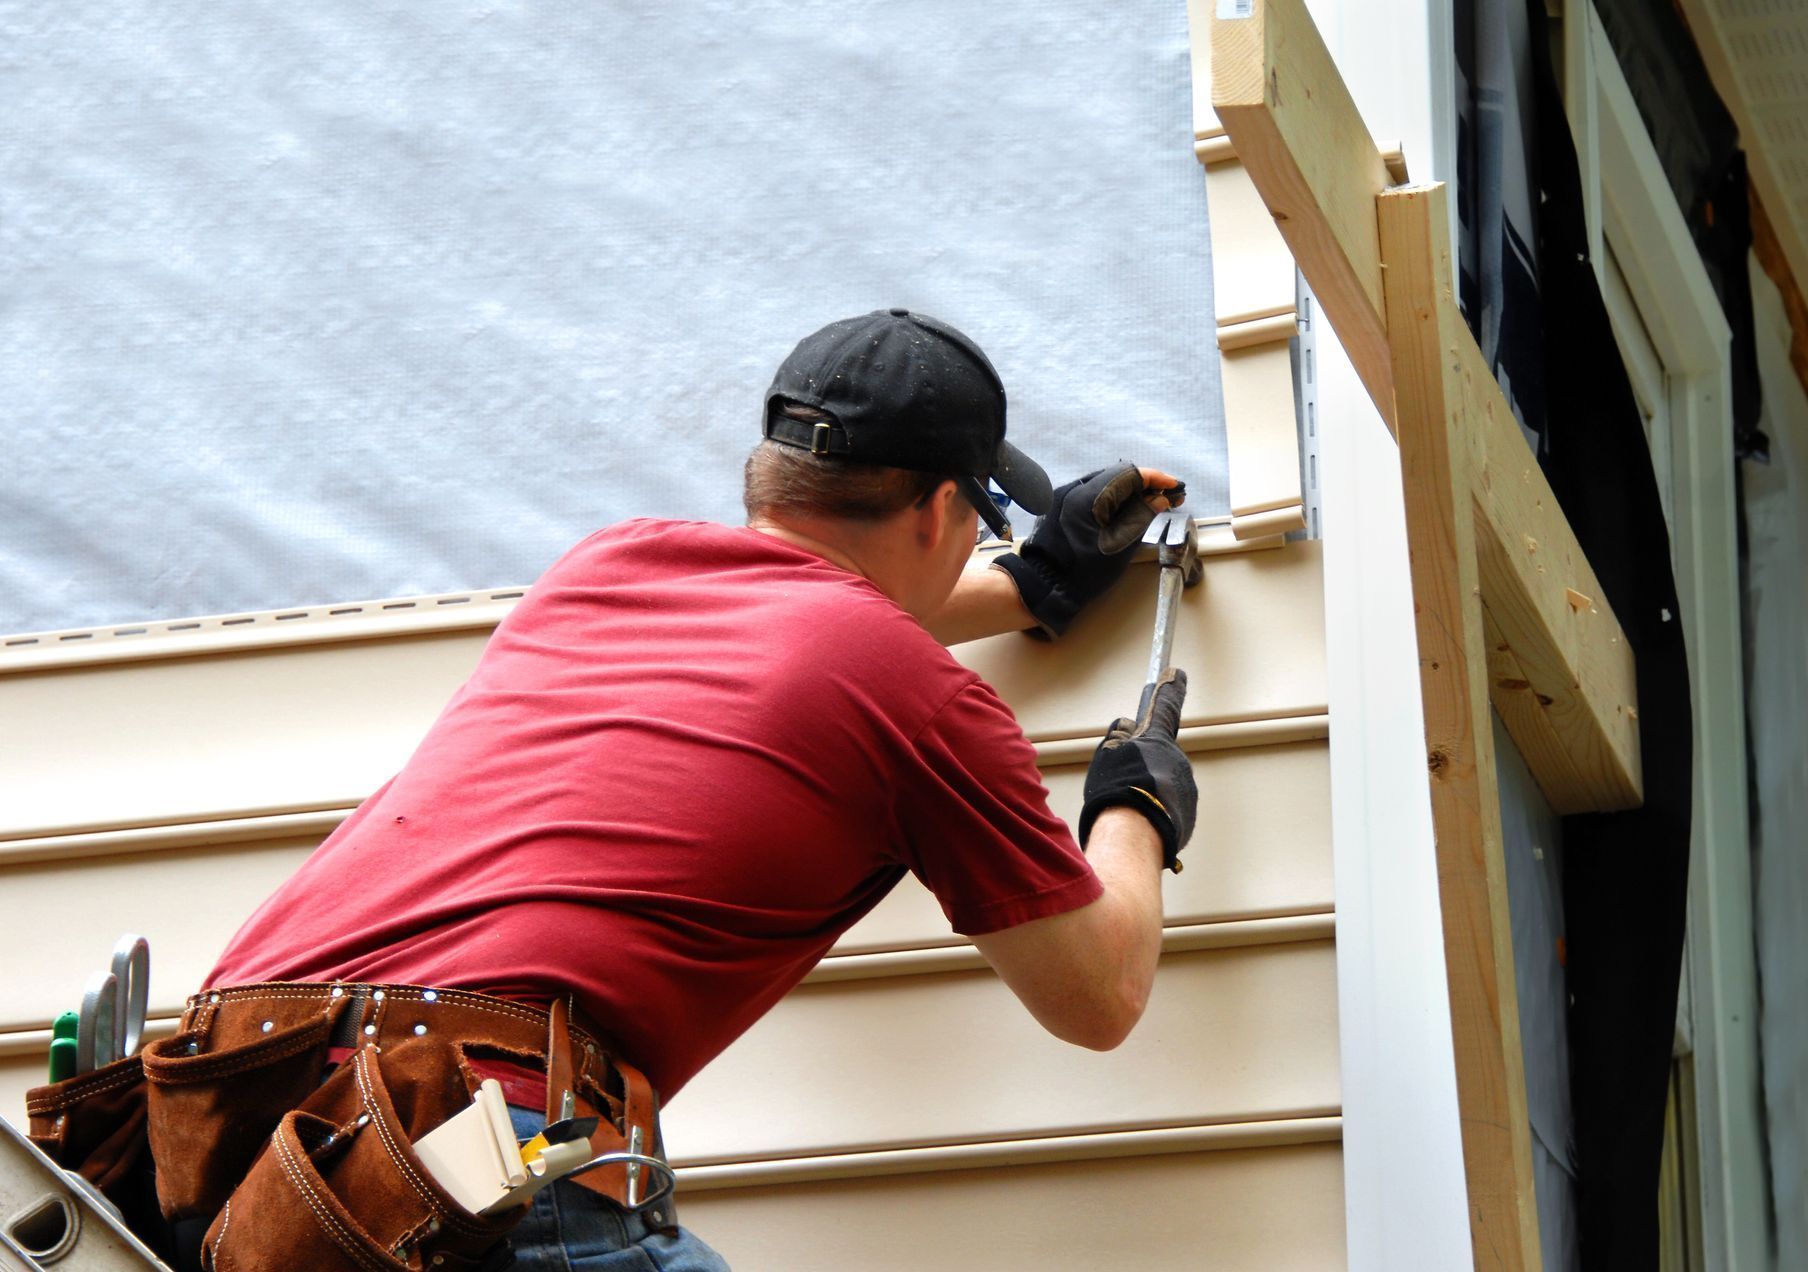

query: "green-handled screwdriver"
xmin=48 ymin=1011 xmax=79 ymax=1083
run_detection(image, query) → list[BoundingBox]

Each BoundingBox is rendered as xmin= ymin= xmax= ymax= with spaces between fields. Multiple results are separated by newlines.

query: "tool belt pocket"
xmin=26 ymin=1055 xmax=150 ymax=1195
xmin=142 ymin=1010 xmax=338 ymax=1220
xmin=201 ymin=1045 xmax=519 ymax=1272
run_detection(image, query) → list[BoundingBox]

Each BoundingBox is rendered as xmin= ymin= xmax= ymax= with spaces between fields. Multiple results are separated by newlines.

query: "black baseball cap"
xmin=762 ymin=308 xmax=1053 ymax=540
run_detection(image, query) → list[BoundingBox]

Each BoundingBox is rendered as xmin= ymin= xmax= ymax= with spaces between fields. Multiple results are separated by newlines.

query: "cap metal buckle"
xmin=810 ymin=421 xmax=832 ymax=455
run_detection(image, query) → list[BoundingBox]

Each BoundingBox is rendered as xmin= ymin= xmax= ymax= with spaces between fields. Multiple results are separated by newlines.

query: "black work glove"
xmin=1076 ymin=668 xmax=1197 ymax=872
xmin=993 ymin=463 xmax=1175 ymax=637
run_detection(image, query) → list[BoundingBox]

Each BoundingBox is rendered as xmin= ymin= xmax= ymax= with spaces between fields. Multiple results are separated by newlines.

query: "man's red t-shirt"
xmin=209 ymin=519 xmax=1101 ymax=1098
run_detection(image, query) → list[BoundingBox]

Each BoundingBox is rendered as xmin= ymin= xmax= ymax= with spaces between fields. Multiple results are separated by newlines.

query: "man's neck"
xmin=747 ymin=521 xmax=872 ymax=581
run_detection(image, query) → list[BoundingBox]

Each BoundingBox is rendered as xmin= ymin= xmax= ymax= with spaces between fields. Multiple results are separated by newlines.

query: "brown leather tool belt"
xmin=28 ymin=980 xmax=672 ymax=1271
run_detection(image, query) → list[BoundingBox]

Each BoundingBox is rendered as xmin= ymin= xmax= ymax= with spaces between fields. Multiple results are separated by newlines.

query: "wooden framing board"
xmin=1752 ymin=185 xmax=1808 ymax=399
xmin=1378 ymin=181 xmax=1542 ymax=1270
xmin=1467 ymin=361 xmax=1640 ymax=813
xmin=1208 ymin=0 xmax=1641 ymax=816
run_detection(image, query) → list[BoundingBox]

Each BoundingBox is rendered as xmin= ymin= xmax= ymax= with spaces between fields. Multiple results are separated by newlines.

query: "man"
xmin=107 ymin=309 xmax=1198 ymax=1269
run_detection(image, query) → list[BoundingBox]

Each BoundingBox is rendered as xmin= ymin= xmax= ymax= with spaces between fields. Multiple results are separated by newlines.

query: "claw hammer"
xmin=1137 ymin=508 xmax=1204 ymax=720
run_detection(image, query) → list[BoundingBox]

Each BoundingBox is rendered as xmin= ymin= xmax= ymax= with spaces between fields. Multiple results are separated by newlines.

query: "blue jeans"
xmin=503 ymin=1104 xmax=729 ymax=1271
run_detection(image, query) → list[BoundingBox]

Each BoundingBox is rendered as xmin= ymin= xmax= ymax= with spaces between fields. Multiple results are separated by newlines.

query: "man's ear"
xmin=916 ymin=480 xmax=962 ymax=549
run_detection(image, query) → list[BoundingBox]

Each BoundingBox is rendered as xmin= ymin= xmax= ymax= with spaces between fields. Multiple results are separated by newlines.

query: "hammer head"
xmin=1146 ymin=509 xmax=1203 ymax=586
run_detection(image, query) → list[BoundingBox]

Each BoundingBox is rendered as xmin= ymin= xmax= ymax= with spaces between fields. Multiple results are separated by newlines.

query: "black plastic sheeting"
xmin=1455 ymin=0 xmax=1703 ymax=1263
xmin=1522 ymin=6 xmax=1696 ymax=1260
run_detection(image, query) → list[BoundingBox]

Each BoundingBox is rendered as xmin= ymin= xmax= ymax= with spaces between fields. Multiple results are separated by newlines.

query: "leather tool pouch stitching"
xmin=200 ymin=1047 xmax=520 ymax=1272
xmin=143 ymin=1009 xmax=341 ymax=1221
xmin=200 ymin=1045 xmax=519 ymax=1272
xmin=26 ymin=1054 xmax=152 ymax=1196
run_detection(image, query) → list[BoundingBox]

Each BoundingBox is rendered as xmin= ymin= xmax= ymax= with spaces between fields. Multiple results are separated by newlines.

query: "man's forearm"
xmin=924 ymin=561 xmax=1036 ymax=645
xmin=967 ymin=805 xmax=1167 ymax=1050
xmin=1082 ymin=806 xmax=1166 ymax=1020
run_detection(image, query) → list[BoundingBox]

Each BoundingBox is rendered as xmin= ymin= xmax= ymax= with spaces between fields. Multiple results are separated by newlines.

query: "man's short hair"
xmin=744 ymin=405 xmax=945 ymax=523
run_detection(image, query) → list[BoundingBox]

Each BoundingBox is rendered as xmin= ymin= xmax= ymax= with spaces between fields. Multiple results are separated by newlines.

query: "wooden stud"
xmin=1463 ymin=325 xmax=1643 ymax=812
xmin=1378 ymin=181 xmax=1541 ymax=1272
xmin=1480 ymin=605 xmax=1594 ymax=816
xmin=1211 ymin=0 xmax=1396 ymax=426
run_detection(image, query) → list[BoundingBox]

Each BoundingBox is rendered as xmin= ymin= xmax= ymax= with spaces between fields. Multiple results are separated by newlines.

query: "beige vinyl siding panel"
xmin=959 ymin=541 xmax=1325 ymax=738
xmin=0 ymin=738 xmax=1331 ymax=1038
xmin=0 ymin=539 xmax=1322 ymax=844
xmin=838 ymin=738 xmax=1332 ymax=954
xmin=680 ymin=1142 xmax=1347 ymax=1271
xmin=1222 ymin=338 xmax=1307 ymax=527
xmin=0 ymin=838 xmax=317 ymax=1032
xmin=1205 ymin=156 xmax=1299 ymax=326
xmin=665 ymin=941 xmax=1339 ymax=1165
xmin=1196 ymin=132 xmax=1307 ymax=540
xmin=0 ymin=630 xmax=492 ymax=840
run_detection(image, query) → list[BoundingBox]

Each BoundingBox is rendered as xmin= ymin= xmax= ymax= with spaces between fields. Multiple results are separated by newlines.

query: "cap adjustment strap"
xmin=765 ymin=414 xmax=855 ymax=458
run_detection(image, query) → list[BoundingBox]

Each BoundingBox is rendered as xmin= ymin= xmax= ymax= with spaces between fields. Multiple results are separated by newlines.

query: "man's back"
xmin=209 ymin=517 xmax=1093 ymax=1096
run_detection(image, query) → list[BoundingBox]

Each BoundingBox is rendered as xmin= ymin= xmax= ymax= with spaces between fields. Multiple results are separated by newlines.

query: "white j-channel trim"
xmin=673 ymin=1115 xmax=1344 ymax=1191
xmin=1303 ymin=0 xmax=1475 ymax=1267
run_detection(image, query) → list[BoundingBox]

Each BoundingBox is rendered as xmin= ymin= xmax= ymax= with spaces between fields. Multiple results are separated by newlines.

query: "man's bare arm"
xmin=972 ymin=669 xmax=1195 ymax=1049
xmin=970 ymin=807 xmax=1165 ymax=1049
xmin=924 ymin=563 xmax=1038 ymax=646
